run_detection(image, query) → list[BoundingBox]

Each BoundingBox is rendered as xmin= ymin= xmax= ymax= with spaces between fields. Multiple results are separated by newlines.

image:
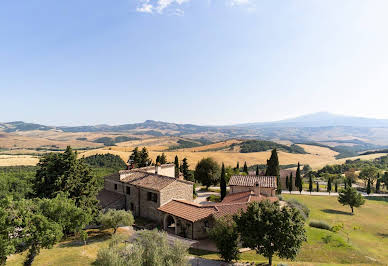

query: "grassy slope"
xmin=193 ymin=195 xmax=388 ymax=265
xmin=284 ymin=195 xmax=388 ymax=265
xmin=6 ymin=228 xmax=131 ymax=266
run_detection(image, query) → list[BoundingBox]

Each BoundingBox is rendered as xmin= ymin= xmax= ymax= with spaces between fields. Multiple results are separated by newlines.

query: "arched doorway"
xmin=163 ymin=214 xmax=178 ymax=235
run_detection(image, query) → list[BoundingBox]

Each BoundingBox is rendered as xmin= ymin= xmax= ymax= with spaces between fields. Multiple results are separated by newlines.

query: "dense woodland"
xmin=237 ymin=140 xmax=307 ymax=154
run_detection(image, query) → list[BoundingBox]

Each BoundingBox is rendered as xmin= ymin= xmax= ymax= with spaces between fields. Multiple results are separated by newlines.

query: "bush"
xmin=309 ymin=220 xmax=332 ymax=231
xmin=285 ymin=199 xmax=310 ymax=220
xmin=207 ymin=195 xmax=221 ymax=202
xmin=95 ymin=229 xmax=188 ymax=266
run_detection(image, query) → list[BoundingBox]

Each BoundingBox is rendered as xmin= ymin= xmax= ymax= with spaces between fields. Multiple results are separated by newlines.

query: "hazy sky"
xmin=1 ymin=0 xmax=387 ymax=126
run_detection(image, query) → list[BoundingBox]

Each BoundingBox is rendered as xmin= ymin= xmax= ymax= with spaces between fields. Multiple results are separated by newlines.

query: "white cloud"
xmin=137 ymin=4 xmax=153 ymax=13
xmin=135 ymin=0 xmax=255 ymax=15
xmin=136 ymin=0 xmax=190 ymax=15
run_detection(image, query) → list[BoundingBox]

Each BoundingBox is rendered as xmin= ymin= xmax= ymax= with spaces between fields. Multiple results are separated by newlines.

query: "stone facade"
xmin=230 ymin=185 xmax=276 ymax=196
xmin=102 ymin=164 xmax=193 ymax=224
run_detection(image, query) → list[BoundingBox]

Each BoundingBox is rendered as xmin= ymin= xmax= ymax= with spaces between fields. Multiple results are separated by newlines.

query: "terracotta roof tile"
xmin=121 ymin=171 xmax=176 ymax=191
xmin=158 ymin=200 xmax=217 ymax=222
xmin=228 ymin=175 xmax=277 ymax=188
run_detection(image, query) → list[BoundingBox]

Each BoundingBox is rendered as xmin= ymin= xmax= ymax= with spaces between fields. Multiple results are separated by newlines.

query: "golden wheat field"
xmin=76 ymin=144 xmax=388 ymax=170
xmin=0 ymin=155 xmax=40 ymax=166
xmin=1 ymin=135 xmax=387 ymax=170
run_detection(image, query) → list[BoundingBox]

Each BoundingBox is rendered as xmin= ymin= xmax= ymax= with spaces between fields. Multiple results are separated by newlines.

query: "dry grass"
xmin=77 ymin=144 xmax=388 ymax=170
xmin=0 ymin=155 xmax=39 ymax=166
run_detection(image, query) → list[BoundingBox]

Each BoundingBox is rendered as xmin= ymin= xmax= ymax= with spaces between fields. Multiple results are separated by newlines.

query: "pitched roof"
xmin=228 ymin=175 xmax=277 ymax=188
xmin=107 ymin=164 xmax=191 ymax=192
xmin=120 ymin=171 xmax=177 ymax=191
xmin=158 ymin=193 xmax=279 ymax=222
xmin=158 ymin=200 xmax=217 ymax=222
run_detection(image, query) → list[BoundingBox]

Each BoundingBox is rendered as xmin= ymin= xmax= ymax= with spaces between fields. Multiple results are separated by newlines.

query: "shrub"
xmin=309 ymin=220 xmax=332 ymax=231
xmin=207 ymin=195 xmax=221 ymax=202
xmin=95 ymin=230 xmax=188 ymax=266
xmin=286 ymin=199 xmax=310 ymax=220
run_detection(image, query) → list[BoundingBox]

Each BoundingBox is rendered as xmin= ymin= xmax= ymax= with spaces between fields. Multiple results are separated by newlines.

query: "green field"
xmin=6 ymin=196 xmax=388 ymax=265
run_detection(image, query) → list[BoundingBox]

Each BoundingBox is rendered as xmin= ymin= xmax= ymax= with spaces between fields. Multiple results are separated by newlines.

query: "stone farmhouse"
xmin=98 ymin=164 xmax=278 ymax=240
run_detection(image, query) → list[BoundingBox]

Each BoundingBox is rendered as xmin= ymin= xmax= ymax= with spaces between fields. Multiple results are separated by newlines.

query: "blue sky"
xmin=1 ymin=0 xmax=387 ymax=126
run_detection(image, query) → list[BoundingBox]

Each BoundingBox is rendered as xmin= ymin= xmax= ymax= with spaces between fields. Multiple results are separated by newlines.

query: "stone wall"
xmin=192 ymin=218 xmax=213 ymax=240
xmin=230 ymin=185 xmax=276 ymax=196
xmin=105 ymin=179 xmax=125 ymax=194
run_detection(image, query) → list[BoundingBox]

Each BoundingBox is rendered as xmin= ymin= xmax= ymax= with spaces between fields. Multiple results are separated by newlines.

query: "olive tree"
xmin=100 ymin=209 xmax=134 ymax=234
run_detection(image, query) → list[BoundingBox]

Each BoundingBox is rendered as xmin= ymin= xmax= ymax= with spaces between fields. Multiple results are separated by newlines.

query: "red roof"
xmin=158 ymin=192 xmax=279 ymax=222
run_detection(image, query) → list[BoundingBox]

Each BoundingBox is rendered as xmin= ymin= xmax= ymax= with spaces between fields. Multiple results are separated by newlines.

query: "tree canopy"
xmin=194 ymin=158 xmax=220 ymax=188
xmin=209 ymin=216 xmax=239 ymax=262
xmin=338 ymin=187 xmax=365 ymax=214
xmin=234 ymin=200 xmax=306 ymax=266
xmin=33 ymin=146 xmax=102 ymax=216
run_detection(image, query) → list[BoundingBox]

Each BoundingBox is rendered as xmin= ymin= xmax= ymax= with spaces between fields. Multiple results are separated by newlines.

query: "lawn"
xmin=5 ymin=228 xmax=132 ymax=266
xmin=192 ymin=195 xmax=388 ymax=265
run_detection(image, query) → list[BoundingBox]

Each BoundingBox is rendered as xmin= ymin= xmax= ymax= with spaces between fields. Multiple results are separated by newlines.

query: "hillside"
xmin=2 ymin=112 xmax=388 ymax=144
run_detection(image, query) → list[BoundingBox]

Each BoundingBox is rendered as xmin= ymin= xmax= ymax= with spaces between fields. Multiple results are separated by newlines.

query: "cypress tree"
xmin=335 ymin=181 xmax=338 ymax=193
xmin=243 ymin=162 xmax=248 ymax=174
xmin=316 ymin=181 xmax=319 ymax=192
xmin=174 ymin=155 xmax=180 ymax=178
xmin=220 ymin=163 xmax=227 ymax=200
xmin=327 ymin=178 xmax=332 ymax=194
xmin=309 ymin=175 xmax=313 ymax=194
xmin=236 ymin=162 xmax=240 ymax=172
xmin=367 ymin=178 xmax=371 ymax=195
xmin=256 ymin=165 xmax=259 ymax=176
xmin=159 ymin=153 xmax=167 ymax=164
xmin=276 ymin=175 xmax=282 ymax=194
xmin=181 ymin=158 xmax=191 ymax=181
xmin=296 ymin=162 xmax=302 ymax=194
xmin=376 ymin=177 xmax=381 ymax=193
xmin=348 ymin=178 xmax=352 ymax=187
xmin=289 ymin=173 xmax=293 ymax=193
xmin=265 ymin=149 xmax=280 ymax=176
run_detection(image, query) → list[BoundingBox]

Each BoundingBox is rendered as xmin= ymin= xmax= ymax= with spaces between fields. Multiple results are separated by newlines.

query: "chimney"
xmin=155 ymin=164 xmax=162 ymax=175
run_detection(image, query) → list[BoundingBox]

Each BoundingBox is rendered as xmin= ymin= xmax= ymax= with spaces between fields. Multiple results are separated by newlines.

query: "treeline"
xmin=237 ymin=140 xmax=307 ymax=154
xmin=83 ymin=154 xmax=127 ymax=170
xmin=167 ymin=138 xmax=213 ymax=150
xmin=0 ymin=166 xmax=37 ymax=200
xmin=93 ymin=136 xmax=140 ymax=146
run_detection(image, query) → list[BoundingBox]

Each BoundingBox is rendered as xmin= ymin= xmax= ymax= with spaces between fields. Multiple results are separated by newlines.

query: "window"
xmin=126 ymin=186 xmax=130 ymax=195
xmin=147 ymin=192 xmax=157 ymax=203
xmin=130 ymin=203 xmax=134 ymax=211
xmin=114 ymin=184 xmax=117 ymax=190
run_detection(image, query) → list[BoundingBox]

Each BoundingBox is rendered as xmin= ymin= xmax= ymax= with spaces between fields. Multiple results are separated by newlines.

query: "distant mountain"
xmin=1 ymin=112 xmax=388 ymax=145
xmin=238 ymin=112 xmax=388 ymax=128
